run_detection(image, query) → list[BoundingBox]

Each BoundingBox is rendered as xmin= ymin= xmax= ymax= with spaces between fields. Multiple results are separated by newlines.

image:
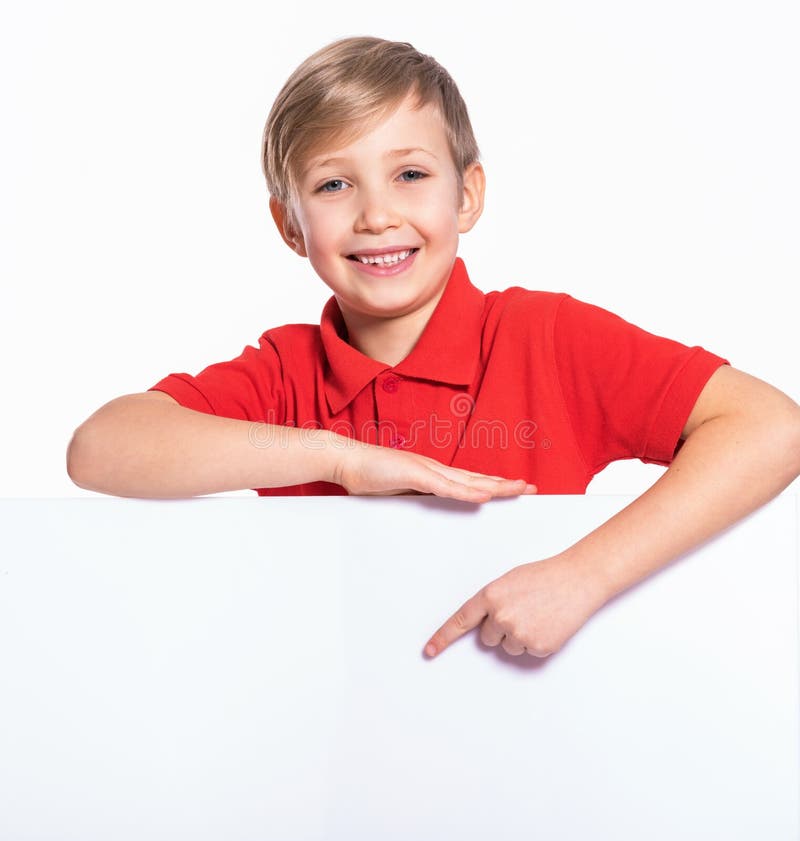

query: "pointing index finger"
xmin=424 ymin=590 xmax=488 ymax=658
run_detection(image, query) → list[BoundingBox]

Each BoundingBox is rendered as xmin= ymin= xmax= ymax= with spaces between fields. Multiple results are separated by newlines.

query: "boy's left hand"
xmin=424 ymin=553 xmax=609 ymax=659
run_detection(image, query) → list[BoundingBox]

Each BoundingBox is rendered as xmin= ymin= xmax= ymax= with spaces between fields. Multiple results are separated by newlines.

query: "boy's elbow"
xmin=67 ymin=421 xmax=110 ymax=491
xmin=66 ymin=425 xmax=94 ymax=489
xmin=762 ymin=395 xmax=800 ymax=481
xmin=784 ymin=404 xmax=800 ymax=477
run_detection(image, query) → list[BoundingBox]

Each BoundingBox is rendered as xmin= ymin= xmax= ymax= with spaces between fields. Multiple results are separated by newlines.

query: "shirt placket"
xmin=374 ymin=372 xmax=412 ymax=450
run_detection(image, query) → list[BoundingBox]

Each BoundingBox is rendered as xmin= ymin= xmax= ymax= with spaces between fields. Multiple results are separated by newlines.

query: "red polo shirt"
xmin=148 ymin=258 xmax=728 ymax=495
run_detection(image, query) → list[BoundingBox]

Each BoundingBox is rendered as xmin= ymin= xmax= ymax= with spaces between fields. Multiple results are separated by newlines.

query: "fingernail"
xmin=425 ymin=643 xmax=436 ymax=657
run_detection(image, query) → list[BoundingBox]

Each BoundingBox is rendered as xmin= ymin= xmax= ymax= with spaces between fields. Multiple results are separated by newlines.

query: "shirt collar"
xmin=320 ymin=257 xmax=485 ymax=415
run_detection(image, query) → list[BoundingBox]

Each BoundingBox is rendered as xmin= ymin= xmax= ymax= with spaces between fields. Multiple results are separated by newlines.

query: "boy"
xmin=67 ymin=36 xmax=800 ymax=661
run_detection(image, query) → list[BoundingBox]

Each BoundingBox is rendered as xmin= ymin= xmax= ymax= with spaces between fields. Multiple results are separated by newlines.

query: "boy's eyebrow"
xmin=307 ymin=147 xmax=438 ymax=172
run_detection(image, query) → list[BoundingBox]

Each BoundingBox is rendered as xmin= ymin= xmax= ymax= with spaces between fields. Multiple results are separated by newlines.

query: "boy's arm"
xmin=67 ymin=391 xmax=534 ymax=501
xmin=424 ymin=365 xmax=800 ymax=658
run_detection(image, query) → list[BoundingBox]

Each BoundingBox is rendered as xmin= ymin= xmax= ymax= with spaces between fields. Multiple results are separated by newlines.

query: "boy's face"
xmin=270 ymin=94 xmax=484 ymax=336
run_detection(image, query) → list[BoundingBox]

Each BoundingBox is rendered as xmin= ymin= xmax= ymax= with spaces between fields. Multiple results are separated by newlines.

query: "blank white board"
xmin=0 ymin=494 xmax=797 ymax=840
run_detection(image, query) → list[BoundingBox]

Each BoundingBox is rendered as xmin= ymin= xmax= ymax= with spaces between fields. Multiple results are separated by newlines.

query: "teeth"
xmin=356 ymin=249 xmax=412 ymax=265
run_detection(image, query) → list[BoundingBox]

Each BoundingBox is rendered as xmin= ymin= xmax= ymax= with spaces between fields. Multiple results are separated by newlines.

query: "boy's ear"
xmin=269 ymin=196 xmax=308 ymax=257
xmin=457 ymin=161 xmax=486 ymax=234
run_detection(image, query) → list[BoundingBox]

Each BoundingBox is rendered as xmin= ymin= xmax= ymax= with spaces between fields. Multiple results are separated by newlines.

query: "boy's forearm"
xmin=67 ymin=395 xmax=341 ymax=498
xmin=568 ymin=411 xmax=800 ymax=603
xmin=422 ymin=399 xmax=800 ymax=660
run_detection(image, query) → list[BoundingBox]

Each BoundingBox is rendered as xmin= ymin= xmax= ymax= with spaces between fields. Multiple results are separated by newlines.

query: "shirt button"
xmin=382 ymin=376 xmax=400 ymax=393
xmin=389 ymin=435 xmax=406 ymax=448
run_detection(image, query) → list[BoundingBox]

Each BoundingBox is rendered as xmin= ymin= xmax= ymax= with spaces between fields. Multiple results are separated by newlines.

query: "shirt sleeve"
xmin=147 ymin=332 xmax=285 ymax=425
xmin=552 ymin=294 xmax=729 ymax=475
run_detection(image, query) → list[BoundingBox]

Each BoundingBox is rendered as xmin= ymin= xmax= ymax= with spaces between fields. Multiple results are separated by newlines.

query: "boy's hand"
xmin=423 ymin=552 xmax=608 ymax=659
xmin=330 ymin=439 xmax=537 ymax=503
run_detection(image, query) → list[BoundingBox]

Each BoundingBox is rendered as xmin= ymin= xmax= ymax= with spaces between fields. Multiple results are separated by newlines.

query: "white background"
xmin=2 ymin=1 xmax=798 ymax=497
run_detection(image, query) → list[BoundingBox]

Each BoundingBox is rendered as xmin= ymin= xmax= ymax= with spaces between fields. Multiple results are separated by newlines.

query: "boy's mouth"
xmin=347 ymin=247 xmax=419 ymax=266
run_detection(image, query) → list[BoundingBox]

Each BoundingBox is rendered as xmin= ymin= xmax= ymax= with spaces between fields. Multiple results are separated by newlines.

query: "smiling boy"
xmin=67 ymin=36 xmax=800 ymax=660
xmin=272 ymin=95 xmax=472 ymax=367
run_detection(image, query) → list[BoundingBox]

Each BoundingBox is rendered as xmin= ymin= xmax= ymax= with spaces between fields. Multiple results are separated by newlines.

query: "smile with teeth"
xmin=349 ymin=248 xmax=418 ymax=265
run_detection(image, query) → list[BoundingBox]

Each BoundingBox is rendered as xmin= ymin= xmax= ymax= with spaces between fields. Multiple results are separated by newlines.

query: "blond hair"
xmin=261 ymin=36 xmax=480 ymax=230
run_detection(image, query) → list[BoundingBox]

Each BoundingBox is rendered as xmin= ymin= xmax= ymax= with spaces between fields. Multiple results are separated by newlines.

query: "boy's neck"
xmin=341 ymin=304 xmax=436 ymax=367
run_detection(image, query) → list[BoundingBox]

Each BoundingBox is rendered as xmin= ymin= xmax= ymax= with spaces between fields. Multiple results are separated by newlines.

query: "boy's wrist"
xmin=278 ymin=425 xmax=363 ymax=487
xmin=317 ymin=428 xmax=344 ymax=485
xmin=290 ymin=426 xmax=346 ymax=486
xmin=323 ymin=431 xmax=371 ymax=487
xmin=553 ymin=546 xmax=616 ymax=608
xmin=246 ymin=424 xmax=351 ymax=489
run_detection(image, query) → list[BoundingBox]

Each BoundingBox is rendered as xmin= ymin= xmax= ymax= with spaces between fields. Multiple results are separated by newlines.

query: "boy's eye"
xmin=399 ymin=169 xmax=426 ymax=182
xmin=319 ymin=179 xmax=347 ymax=193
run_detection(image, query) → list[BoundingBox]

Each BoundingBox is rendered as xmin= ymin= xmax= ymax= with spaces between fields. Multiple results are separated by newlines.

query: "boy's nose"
xmin=354 ymin=187 xmax=402 ymax=233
